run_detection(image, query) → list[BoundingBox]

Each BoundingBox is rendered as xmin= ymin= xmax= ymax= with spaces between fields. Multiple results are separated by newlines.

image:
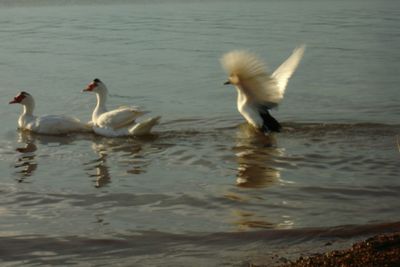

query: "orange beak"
xmin=83 ymin=82 xmax=96 ymax=92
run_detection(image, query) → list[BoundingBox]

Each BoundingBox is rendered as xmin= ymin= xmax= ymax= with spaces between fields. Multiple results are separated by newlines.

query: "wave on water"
xmin=1 ymin=121 xmax=399 ymax=266
xmin=7 ymin=120 xmax=400 ymax=185
xmin=0 ymin=221 xmax=399 ymax=266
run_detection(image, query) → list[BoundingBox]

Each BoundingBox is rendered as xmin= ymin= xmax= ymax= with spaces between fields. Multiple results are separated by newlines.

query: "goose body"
xmin=221 ymin=45 xmax=305 ymax=133
xmin=9 ymin=92 xmax=92 ymax=135
xmin=83 ymin=79 xmax=160 ymax=137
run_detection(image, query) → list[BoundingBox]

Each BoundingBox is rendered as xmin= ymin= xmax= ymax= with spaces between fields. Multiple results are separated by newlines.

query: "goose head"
xmin=221 ymin=50 xmax=266 ymax=88
xmin=83 ymin=78 xmax=108 ymax=95
xmin=9 ymin=91 xmax=34 ymax=106
xmin=224 ymin=74 xmax=240 ymax=86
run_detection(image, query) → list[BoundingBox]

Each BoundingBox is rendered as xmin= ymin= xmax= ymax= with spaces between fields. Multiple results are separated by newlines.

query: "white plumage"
xmin=83 ymin=79 xmax=160 ymax=137
xmin=9 ymin=92 xmax=92 ymax=135
xmin=221 ymin=45 xmax=305 ymax=132
xmin=95 ymin=106 xmax=144 ymax=129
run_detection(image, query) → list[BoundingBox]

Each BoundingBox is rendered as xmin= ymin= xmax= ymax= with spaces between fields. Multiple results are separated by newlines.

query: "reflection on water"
xmin=85 ymin=137 xmax=149 ymax=188
xmin=14 ymin=132 xmax=37 ymax=182
xmin=231 ymin=209 xmax=275 ymax=230
xmin=225 ymin=124 xmax=290 ymax=231
xmin=233 ymin=124 xmax=282 ymax=188
xmin=88 ymin=142 xmax=111 ymax=188
xmin=16 ymin=130 xmax=78 ymax=146
xmin=94 ymin=163 xmax=110 ymax=188
xmin=13 ymin=130 xmax=92 ymax=183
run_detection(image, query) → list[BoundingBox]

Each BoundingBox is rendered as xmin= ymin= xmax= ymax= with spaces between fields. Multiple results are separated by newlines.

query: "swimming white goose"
xmin=9 ymin=91 xmax=92 ymax=135
xmin=221 ymin=45 xmax=305 ymax=133
xmin=83 ymin=79 xmax=160 ymax=137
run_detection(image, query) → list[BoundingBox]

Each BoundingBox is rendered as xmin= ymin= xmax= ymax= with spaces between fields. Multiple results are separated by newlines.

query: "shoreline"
xmin=251 ymin=232 xmax=400 ymax=267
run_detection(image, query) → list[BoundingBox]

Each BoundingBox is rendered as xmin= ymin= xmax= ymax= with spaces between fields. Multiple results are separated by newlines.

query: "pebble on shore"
xmin=279 ymin=232 xmax=400 ymax=267
xmin=252 ymin=232 xmax=400 ymax=267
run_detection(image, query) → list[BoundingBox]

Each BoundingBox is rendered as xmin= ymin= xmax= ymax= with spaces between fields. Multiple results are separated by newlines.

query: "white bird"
xmin=83 ymin=79 xmax=160 ymax=137
xmin=221 ymin=45 xmax=305 ymax=133
xmin=9 ymin=91 xmax=92 ymax=135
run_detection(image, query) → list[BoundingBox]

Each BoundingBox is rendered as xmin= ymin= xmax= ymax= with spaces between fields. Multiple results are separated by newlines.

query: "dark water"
xmin=0 ymin=0 xmax=399 ymax=266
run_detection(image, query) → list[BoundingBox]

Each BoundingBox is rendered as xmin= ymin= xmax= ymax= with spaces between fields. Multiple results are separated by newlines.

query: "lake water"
xmin=0 ymin=0 xmax=399 ymax=266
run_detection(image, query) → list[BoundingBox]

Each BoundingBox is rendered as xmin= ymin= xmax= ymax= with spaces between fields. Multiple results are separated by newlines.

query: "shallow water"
xmin=0 ymin=0 xmax=399 ymax=266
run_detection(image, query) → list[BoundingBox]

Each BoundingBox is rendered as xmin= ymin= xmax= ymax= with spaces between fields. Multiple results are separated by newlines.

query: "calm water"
xmin=0 ymin=0 xmax=399 ymax=266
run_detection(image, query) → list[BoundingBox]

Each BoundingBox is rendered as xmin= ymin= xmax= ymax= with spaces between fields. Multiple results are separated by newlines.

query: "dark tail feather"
xmin=260 ymin=110 xmax=281 ymax=133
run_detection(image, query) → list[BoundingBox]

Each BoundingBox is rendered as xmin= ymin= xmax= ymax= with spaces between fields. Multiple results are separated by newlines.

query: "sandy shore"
xmin=252 ymin=232 xmax=400 ymax=267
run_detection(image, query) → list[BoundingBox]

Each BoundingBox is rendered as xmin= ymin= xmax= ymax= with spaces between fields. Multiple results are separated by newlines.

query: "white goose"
xmin=83 ymin=79 xmax=160 ymax=137
xmin=9 ymin=91 xmax=92 ymax=135
xmin=221 ymin=45 xmax=305 ymax=133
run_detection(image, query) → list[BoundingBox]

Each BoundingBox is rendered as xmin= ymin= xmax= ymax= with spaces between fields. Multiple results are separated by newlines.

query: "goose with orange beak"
xmin=83 ymin=78 xmax=160 ymax=137
xmin=9 ymin=91 xmax=91 ymax=135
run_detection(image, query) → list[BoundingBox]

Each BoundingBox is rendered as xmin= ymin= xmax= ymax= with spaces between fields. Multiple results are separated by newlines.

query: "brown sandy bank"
xmin=252 ymin=232 xmax=400 ymax=267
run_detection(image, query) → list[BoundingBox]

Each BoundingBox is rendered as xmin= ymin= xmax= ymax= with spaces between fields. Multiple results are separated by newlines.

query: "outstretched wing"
xmin=221 ymin=45 xmax=305 ymax=107
xmin=271 ymin=45 xmax=305 ymax=98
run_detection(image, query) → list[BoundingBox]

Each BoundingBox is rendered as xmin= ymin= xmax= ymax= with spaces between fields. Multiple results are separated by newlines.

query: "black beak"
xmin=224 ymin=80 xmax=231 ymax=85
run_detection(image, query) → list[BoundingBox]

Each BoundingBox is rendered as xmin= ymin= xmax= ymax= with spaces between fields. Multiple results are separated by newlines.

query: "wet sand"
xmin=252 ymin=232 xmax=400 ymax=267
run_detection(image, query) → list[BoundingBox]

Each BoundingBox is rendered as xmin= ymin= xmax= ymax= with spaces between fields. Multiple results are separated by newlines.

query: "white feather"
xmin=221 ymin=50 xmax=280 ymax=106
xmin=221 ymin=45 xmax=305 ymax=131
xmin=272 ymin=45 xmax=306 ymax=97
xmin=93 ymin=116 xmax=161 ymax=137
xmin=11 ymin=92 xmax=91 ymax=135
xmin=96 ymin=107 xmax=145 ymax=129
xmin=129 ymin=116 xmax=161 ymax=136
xmin=221 ymin=50 xmax=269 ymax=81
xmin=221 ymin=45 xmax=305 ymax=107
xmin=30 ymin=115 xmax=92 ymax=135
xmin=85 ymin=79 xmax=160 ymax=137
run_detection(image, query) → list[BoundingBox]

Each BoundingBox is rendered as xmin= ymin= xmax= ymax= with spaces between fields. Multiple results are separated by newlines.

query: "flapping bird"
xmin=221 ymin=45 xmax=305 ymax=133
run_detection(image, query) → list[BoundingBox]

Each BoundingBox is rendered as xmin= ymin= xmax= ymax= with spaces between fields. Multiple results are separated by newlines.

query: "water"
xmin=0 ymin=0 xmax=399 ymax=266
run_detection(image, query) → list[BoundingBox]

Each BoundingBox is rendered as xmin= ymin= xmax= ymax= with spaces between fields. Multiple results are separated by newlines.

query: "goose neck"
xmin=22 ymin=99 xmax=35 ymax=116
xmin=95 ymin=90 xmax=108 ymax=111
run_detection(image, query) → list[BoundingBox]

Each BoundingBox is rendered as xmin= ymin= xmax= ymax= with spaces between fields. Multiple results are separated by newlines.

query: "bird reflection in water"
xmin=233 ymin=123 xmax=282 ymax=188
xmin=87 ymin=137 xmax=149 ymax=188
xmin=87 ymin=141 xmax=111 ymax=188
xmin=225 ymin=124 xmax=292 ymax=230
xmin=14 ymin=131 xmax=38 ymax=182
xmin=14 ymin=130 xmax=81 ymax=182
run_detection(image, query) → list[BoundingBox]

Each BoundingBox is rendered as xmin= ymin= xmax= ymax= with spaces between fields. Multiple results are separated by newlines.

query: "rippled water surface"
xmin=0 ymin=0 xmax=399 ymax=266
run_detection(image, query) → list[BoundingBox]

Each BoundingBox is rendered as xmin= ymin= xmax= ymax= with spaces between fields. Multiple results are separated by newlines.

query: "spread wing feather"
xmin=221 ymin=50 xmax=281 ymax=106
xmin=272 ymin=45 xmax=305 ymax=97
xmin=221 ymin=45 xmax=305 ymax=107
